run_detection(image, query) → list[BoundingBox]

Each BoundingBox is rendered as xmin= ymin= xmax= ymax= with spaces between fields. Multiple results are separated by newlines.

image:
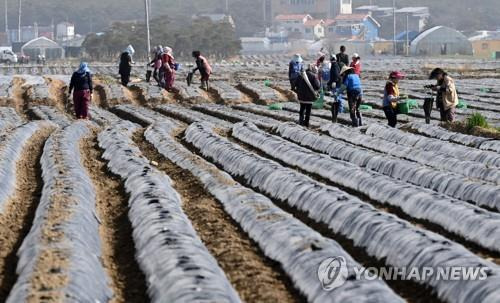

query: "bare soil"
xmin=132 ymin=130 xmax=303 ymax=303
xmin=46 ymin=77 xmax=69 ymax=113
xmin=123 ymin=85 xmax=146 ymax=106
xmin=10 ymin=77 xmax=28 ymax=118
xmin=0 ymin=127 xmax=53 ymax=301
xmin=443 ymin=122 xmax=500 ymax=139
xmin=80 ymin=132 xmax=149 ymax=303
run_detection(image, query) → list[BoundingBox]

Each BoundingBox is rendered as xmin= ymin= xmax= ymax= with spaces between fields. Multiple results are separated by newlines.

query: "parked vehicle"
xmin=0 ymin=47 xmax=18 ymax=64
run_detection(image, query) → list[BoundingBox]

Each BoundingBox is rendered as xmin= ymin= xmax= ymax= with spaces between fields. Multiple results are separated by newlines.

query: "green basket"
xmin=312 ymin=88 xmax=325 ymax=109
xmin=268 ymin=103 xmax=283 ymax=110
xmin=457 ymin=99 xmax=468 ymax=109
xmin=397 ymin=101 xmax=410 ymax=114
xmin=407 ymin=99 xmax=419 ymax=109
xmin=312 ymin=100 xmax=324 ymax=109
xmin=359 ymin=104 xmax=373 ymax=111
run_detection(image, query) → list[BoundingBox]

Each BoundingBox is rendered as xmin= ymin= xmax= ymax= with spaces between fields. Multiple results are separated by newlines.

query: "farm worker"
xmin=69 ymin=62 xmax=93 ymax=119
xmin=288 ymin=54 xmax=303 ymax=90
xmin=292 ymin=63 xmax=320 ymax=128
xmin=161 ymin=46 xmax=177 ymax=91
xmin=350 ymin=53 xmax=361 ymax=76
xmin=119 ymin=44 xmax=135 ymax=86
xmin=429 ymin=68 xmax=459 ymax=122
xmin=192 ymin=51 xmax=212 ymax=91
xmin=383 ymin=71 xmax=405 ymax=128
xmin=336 ymin=45 xmax=349 ymax=68
xmin=318 ymin=57 xmax=331 ymax=91
xmin=316 ymin=49 xmax=326 ymax=67
xmin=150 ymin=45 xmax=163 ymax=85
xmin=328 ymin=55 xmax=344 ymax=123
xmin=339 ymin=65 xmax=363 ymax=127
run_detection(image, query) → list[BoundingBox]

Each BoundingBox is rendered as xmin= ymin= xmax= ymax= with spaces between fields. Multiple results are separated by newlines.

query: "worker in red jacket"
xmin=350 ymin=53 xmax=362 ymax=77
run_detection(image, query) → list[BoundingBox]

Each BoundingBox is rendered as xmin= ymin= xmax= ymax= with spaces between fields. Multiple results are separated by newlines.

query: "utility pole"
xmin=144 ymin=0 xmax=151 ymax=60
xmin=4 ymin=0 xmax=8 ymax=44
xmin=392 ymin=0 xmax=396 ymax=56
xmin=405 ymin=13 xmax=409 ymax=56
xmin=17 ymin=0 xmax=20 ymax=42
xmin=225 ymin=0 xmax=229 ymax=13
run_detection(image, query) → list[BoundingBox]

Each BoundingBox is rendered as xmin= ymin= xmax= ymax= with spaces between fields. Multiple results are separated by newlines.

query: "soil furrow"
xmin=80 ymin=132 xmax=149 ymax=303
xmin=46 ymin=77 xmax=69 ymax=113
xmin=132 ymin=129 xmax=303 ymax=303
xmin=11 ymin=77 xmax=28 ymax=118
xmin=0 ymin=127 xmax=53 ymax=301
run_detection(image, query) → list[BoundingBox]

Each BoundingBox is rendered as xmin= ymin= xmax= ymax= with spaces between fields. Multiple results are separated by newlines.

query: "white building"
xmin=56 ymin=22 xmax=75 ymax=41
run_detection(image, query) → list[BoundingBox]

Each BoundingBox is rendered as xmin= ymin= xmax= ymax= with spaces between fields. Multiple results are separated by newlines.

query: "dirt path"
xmin=123 ymin=85 xmax=146 ymax=106
xmin=132 ymin=130 xmax=303 ymax=303
xmin=0 ymin=127 xmax=53 ymax=301
xmin=270 ymin=84 xmax=297 ymax=102
xmin=80 ymin=132 xmax=149 ymax=303
xmin=235 ymin=84 xmax=263 ymax=105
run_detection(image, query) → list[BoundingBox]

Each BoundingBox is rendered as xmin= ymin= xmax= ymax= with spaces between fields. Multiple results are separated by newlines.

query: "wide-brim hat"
xmin=340 ymin=65 xmax=353 ymax=75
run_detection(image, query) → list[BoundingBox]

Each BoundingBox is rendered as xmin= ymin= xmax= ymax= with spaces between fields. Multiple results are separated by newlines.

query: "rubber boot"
xmin=331 ymin=102 xmax=339 ymax=123
xmin=423 ymin=97 xmax=433 ymax=124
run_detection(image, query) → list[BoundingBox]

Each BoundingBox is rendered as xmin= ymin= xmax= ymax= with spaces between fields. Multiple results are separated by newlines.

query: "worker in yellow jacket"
xmin=429 ymin=68 xmax=459 ymax=122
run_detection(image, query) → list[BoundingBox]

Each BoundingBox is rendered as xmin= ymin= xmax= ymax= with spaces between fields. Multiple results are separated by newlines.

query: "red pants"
xmin=73 ymin=90 xmax=91 ymax=119
xmin=165 ymin=70 xmax=175 ymax=90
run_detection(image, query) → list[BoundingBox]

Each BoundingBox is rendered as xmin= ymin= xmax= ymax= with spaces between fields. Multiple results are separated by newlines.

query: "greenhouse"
xmin=21 ymin=36 xmax=65 ymax=60
xmin=410 ymin=26 xmax=473 ymax=56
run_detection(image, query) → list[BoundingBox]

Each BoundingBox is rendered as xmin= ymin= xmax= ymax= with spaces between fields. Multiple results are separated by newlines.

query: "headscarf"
xmin=125 ymin=44 xmax=135 ymax=56
xmin=164 ymin=46 xmax=173 ymax=55
xmin=76 ymin=62 xmax=91 ymax=74
xmin=292 ymin=54 xmax=303 ymax=64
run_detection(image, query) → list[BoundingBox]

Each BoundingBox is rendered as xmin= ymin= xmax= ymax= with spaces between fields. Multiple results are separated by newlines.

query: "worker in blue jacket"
xmin=339 ymin=65 xmax=363 ymax=127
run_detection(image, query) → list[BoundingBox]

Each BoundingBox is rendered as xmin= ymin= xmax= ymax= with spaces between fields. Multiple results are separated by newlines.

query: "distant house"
xmin=328 ymin=14 xmax=380 ymax=41
xmin=410 ymin=26 xmax=473 ymax=56
xmin=60 ymin=35 xmax=85 ymax=58
xmin=304 ymin=19 xmax=326 ymax=40
xmin=21 ymin=36 xmax=64 ymax=59
xmin=56 ymin=22 xmax=75 ymax=41
xmin=264 ymin=0 xmax=352 ymax=24
xmin=469 ymin=31 xmax=500 ymax=59
xmin=193 ymin=14 xmax=235 ymax=28
xmin=274 ymin=14 xmax=314 ymax=39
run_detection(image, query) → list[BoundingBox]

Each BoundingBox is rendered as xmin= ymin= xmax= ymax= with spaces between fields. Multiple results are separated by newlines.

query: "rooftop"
xmin=304 ymin=19 xmax=325 ymax=27
xmin=275 ymin=14 xmax=312 ymax=21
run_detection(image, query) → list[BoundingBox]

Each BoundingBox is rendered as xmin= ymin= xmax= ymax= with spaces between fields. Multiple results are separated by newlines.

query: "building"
xmin=56 ymin=22 xmax=75 ymax=41
xmin=274 ymin=14 xmax=312 ymax=39
xmin=265 ymin=0 xmax=352 ymax=24
xmin=354 ymin=5 xmax=429 ymax=40
xmin=8 ymin=24 xmax=54 ymax=43
xmin=326 ymin=14 xmax=380 ymax=41
xmin=60 ymin=35 xmax=85 ymax=58
xmin=304 ymin=19 xmax=326 ymax=40
xmin=410 ymin=26 xmax=473 ymax=56
xmin=21 ymin=37 xmax=64 ymax=59
xmin=469 ymin=31 xmax=500 ymax=59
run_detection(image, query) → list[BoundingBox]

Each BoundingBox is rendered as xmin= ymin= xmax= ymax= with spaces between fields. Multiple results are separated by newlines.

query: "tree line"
xmin=82 ymin=16 xmax=241 ymax=61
